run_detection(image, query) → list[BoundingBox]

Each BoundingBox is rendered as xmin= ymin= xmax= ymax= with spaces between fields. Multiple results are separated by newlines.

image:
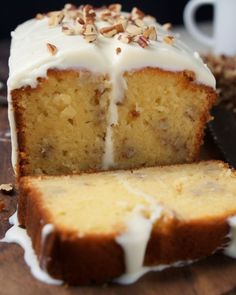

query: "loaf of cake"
xmin=18 ymin=161 xmax=236 ymax=285
xmin=8 ymin=4 xmax=216 ymax=176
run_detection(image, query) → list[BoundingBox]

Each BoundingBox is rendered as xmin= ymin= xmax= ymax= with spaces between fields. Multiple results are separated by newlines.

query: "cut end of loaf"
xmin=12 ymin=68 xmax=216 ymax=176
xmin=18 ymin=161 xmax=236 ymax=284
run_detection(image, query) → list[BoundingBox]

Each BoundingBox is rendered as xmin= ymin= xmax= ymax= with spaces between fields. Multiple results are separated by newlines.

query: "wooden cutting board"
xmin=1 ymin=40 xmax=236 ymax=295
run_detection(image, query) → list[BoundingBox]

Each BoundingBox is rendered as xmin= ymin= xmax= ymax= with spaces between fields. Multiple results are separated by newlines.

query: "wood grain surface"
xmin=1 ymin=40 xmax=236 ymax=295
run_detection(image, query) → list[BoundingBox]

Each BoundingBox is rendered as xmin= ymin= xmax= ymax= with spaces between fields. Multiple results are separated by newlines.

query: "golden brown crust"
xmin=18 ymin=161 xmax=232 ymax=285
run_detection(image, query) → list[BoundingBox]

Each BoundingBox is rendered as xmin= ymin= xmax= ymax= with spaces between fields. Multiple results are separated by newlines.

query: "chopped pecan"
xmin=84 ymin=34 xmax=97 ymax=43
xmin=35 ymin=13 xmax=45 ymax=20
xmin=143 ymin=26 xmax=157 ymax=41
xmin=48 ymin=11 xmax=64 ymax=26
xmin=108 ymin=4 xmax=122 ymax=13
xmin=118 ymin=33 xmax=133 ymax=44
xmin=164 ymin=35 xmax=174 ymax=45
xmin=137 ymin=35 xmax=149 ymax=48
xmin=116 ymin=47 xmax=122 ymax=55
xmin=100 ymin=10 xmax=112 ymax=21
xmin=131 ymin=7 xmax=145 ymax=20
xmin=134 ymin=18 xmax=146 ymax=29
xmin=62 ymin=25 xmax=75 ymax=35
xmin=82 ymin=23 xmax=97 ymax=42
xmin=64 ymin=3 xmax=77 ymax=11
xmin=46 ymin=43 xmax=58 ymax=55
xmin=162 ymin=22 xmax=172 ymax=31
xmin=126 ymin=24 xmax=143 ymax=36
xmin=83 ymin=4 xmax=96 ymax=24
xmin=100 ymin=23 xmax=125 ymax=37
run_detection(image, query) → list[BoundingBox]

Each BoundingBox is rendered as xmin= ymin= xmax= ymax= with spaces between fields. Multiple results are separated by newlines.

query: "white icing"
xmin=41 ymin=224 xmax=54 ymax=245
xmin=102 ymin=124 xmax=114 ymax=169
xmin=1 ymin=213 xmax=195 ymax=286
xmin=224 ymin=216 xmax=236 ymax=258
xmin=8 ymin=12 xmax=216 ymax=172
xmin=8 ymin=90 xmax=18 ymax=170
xmin=1 ymin=212 xmax=62 ymax=285
xmin=115 ymin=173 xmax=166 ymax=283
xmin=115 ymin=207 xmax=161 ymax=284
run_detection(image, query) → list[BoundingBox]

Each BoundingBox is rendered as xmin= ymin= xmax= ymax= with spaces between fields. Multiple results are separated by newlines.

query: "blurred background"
xmin=0 ymin=0 xmax=213 ymax=39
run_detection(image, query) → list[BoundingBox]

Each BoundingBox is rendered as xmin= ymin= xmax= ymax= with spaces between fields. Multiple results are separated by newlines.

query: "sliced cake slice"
xmin=18 ymin=161 xmax=236 ymax=285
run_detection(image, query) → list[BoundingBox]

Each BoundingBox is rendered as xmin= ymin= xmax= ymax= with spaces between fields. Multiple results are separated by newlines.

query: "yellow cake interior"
xmin=25 ymin=162 xmax=236 ymax=236
xmin=13 ymin=68 xmax=215 ymax=176
xmin=114 ymin=68 xmax=214 ymax=168
xmin=13 ymin=70 xmax=110 ymax=174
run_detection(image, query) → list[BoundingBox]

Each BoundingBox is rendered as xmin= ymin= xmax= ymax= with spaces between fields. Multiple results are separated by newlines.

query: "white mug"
xmin=184 ymin=0 xmax=236 ymax=55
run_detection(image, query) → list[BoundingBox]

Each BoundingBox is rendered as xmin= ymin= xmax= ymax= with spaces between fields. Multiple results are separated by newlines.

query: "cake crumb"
xmin=0 ymin=183 xmax=13 ymax=194
xmin=122 ymin=147 xmax=136 ymax=159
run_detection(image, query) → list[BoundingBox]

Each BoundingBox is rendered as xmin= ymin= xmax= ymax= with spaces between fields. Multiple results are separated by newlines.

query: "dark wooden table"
xmin=1 ymin=40 xmax=236 ymax=295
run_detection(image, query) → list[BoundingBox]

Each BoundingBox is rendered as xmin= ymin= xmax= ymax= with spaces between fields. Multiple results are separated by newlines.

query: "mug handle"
xmin=183 ymin=0 xmax=214 ymax=47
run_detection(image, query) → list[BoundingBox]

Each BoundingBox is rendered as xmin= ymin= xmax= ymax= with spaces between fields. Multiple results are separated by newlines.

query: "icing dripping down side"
xmin=102 ymin=73 xmax=127 ymax=169
xmin=224 ymin=216 xmax=236 ymax=258
xmin=1 ymin=212 xmax=63 ymax=286
xmin=41 ymin=224 xmax=54 ymax=245
xmin=1 ymin=211 xmax=232 ymax=285
xmin=115 ymin=208 xmax=161 ymax=284
xmin=115 ymin=173 xmax=163 ymax=284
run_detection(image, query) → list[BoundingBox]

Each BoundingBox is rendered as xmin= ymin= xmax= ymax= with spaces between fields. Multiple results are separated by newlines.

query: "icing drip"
xmin=102 ymin=72 xmax=127 ymax=169
xmin=1 ymin=212 xmax=62 ymax=285
xmin=41 ymin=224 xmax=54 ymax=245
xmin=224 ymin=216 xmax=236 ymax=258
xmin=102 ymin=124 xmax=114 ymax=169
xmin=1 ymin=211 xmax=195 ymax=286
xmin=115 ymin=207 xmax=162 ymax=284
xmin=115 ymin=173 xmax=164 ymax=283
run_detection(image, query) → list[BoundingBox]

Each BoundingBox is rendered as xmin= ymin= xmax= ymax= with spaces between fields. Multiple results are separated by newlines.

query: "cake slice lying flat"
xmin=18 ymin=161 xmax=236 ymax=285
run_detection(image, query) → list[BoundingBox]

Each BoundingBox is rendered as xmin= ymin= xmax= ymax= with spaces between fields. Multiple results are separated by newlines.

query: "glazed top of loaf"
xmin=8 ymin=4 xmax=215 ymax=91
